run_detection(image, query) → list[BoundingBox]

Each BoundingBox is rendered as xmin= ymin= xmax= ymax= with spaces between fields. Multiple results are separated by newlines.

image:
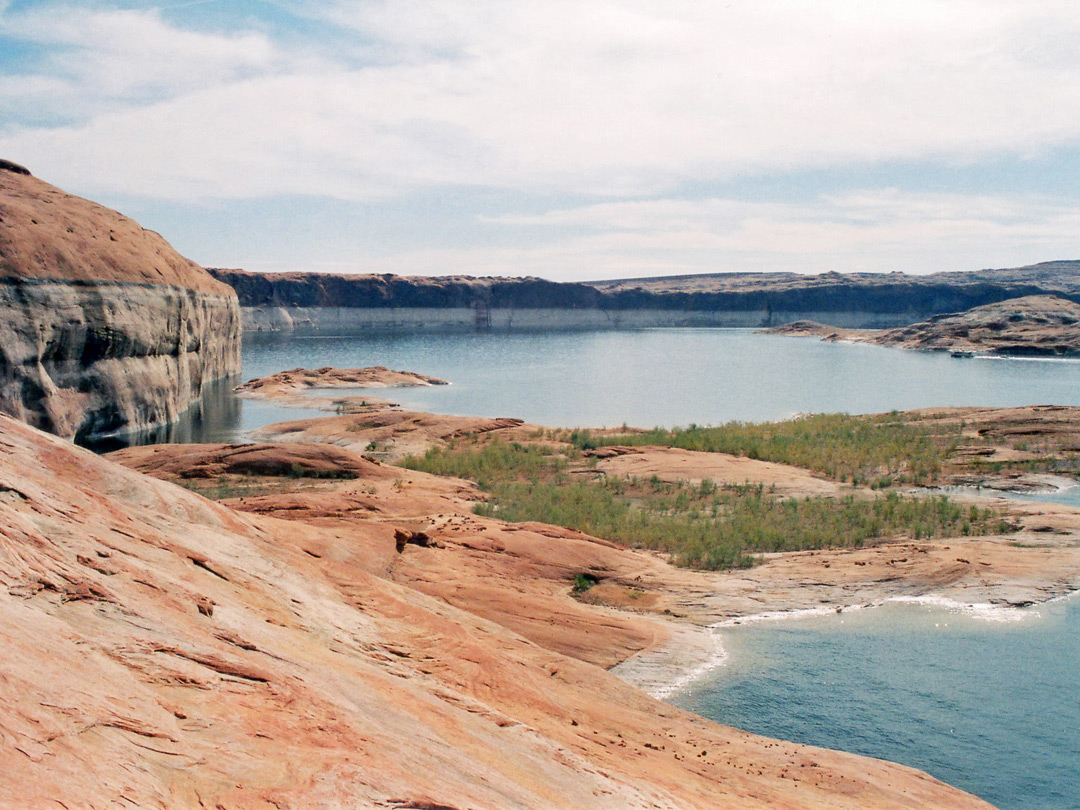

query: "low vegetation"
xmin=177 ymin=464 xmax=352 ymax=500
xmin=566 ymin=413 xmax=959 ymax=486
xmin=403 ymin=439 xmax=1007 ymax=570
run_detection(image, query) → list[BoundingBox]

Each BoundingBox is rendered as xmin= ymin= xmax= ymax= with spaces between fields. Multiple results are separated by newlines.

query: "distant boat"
xmin=951 ymin=350 xmax=975 ymax=358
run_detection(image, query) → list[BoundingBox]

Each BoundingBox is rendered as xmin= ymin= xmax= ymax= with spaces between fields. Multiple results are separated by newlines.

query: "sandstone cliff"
xmin=0 ymin=413 xmax=996 ymax=809
xmin=210 ymin=261 xmax=1080 ymax=332
xmin=0 ymin=162 xmax=240 ymax=442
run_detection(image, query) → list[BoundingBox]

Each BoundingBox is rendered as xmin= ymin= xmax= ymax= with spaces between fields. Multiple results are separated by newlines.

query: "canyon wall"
xmin=0 ymin=162 xmax=241 ymax=442
xmin=242 ymin=304 xmax=911 ymax=332
xmin=211 ymin=263 xmax=1080 ymax=333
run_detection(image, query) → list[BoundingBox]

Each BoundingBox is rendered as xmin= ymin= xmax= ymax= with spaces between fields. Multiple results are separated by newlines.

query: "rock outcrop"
xmin=210 ymin=260 xmax=1080 ymax=332
xmin=868 ymin=295 xmax=1080 ymax=356
xmin=0 ymin=163 xmax=240 ymax=442
xmin=236 ymin=366 xmax=448 ymax=397
xmin=768 ymin=296 xmax=1080 ymax=357
xmin=0 ymin=412 xmax=999 ymax=808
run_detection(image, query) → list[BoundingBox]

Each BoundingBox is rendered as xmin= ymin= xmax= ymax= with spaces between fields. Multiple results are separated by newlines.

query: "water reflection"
xmin=82 ymin=376 xmax=243 ymax=452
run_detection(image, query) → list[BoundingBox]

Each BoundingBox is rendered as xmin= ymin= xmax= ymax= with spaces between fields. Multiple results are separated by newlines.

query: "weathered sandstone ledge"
xmin=0 ymin=164 xmax=240 ymax=441
xmin=104 ymin=403 xmax=1080 ymax=808
xmin=237 ymin=365 xmax=447 ymax=392
xmin=0 ymin=413 xmax=999 ymax=808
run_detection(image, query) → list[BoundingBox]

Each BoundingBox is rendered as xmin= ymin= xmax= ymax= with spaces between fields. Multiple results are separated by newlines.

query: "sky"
xmin=1 ymin=0 xmax=1079 ymax=281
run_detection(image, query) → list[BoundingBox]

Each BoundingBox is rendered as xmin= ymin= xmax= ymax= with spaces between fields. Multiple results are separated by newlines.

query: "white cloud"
xmin=2 ymin=1 xmax=1079 ymax=281
xmin=4 ymin=1 xmax=1080 ymax=201
xmin=0 ymin=4 xmax=277 ymax=121
xmin=336 ymin=190 xmax=1080 ymax=280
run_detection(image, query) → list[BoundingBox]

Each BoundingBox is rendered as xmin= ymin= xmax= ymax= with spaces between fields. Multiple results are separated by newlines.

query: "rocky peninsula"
xmin=0 ymin=162 xmax=240 ymax=442
xmin=767 ymin=295 xmax=1080 ymax=357
xmin=0 ymin=410 xmax=1010 ymax=808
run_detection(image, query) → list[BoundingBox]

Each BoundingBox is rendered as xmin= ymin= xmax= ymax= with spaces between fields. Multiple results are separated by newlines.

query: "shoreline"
xmin=614 ymin=590 xmax=1073 ymax=701
xmin=103 ymin=381 xmax=1080 ymax=808
xmin=229 ymin=374 xmax=1080 ymax=697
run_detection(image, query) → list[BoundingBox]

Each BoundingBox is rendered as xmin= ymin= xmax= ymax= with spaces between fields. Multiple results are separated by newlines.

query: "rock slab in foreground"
xmin=0 ymin=164 xmax=240 ymax=441
xmin=0 ymin=413 xmax=996 ymax=809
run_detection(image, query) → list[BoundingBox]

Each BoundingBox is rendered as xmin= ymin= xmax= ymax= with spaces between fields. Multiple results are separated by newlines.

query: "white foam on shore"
xmin=620 ymin=606 xmax=870 ymax=699
xmin=648 ymin=633 xmax=729 ymax=701
xmin=710 ymin=604 xmax=865 ymax=629
xmin=624 ymin=597 xmax=1046 ymax=699
xmin=618 ymin=590 xmax=1063 ymax=700
xmin=611 ymin=626 xmax=729 ymax=700
xmin=884 ymin=594 xmax=1038 ymax=623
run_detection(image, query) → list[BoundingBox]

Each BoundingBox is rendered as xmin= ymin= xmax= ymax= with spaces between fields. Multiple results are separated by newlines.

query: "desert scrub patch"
xmin=572 ymin=573 xmax=598 ymax=592
xmin=571 ymin=413 xmax=958 ymax=486
xmin=403 ymin=440 xmax=1005 ymax=570
xmin=176 ymin=475 xmax=308 ymax=500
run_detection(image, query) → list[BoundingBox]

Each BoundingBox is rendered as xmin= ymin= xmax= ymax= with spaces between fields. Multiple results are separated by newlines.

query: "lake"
xmin=177 ymin=328 xmax=1080 ymax=442
xmin=172 ymin=327 xmax=1080 ymax=810
xmin=671 ymin=597 xmax=1080 ymax=810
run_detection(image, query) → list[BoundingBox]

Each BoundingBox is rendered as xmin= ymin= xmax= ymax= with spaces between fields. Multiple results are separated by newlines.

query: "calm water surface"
xmin=225 ymin=329 xmax=1080 ymax=435
xmin=172 ymin=328 xmax=1080 ymax=809
xmin=671 ymin=598 xmax=1080 ymax=810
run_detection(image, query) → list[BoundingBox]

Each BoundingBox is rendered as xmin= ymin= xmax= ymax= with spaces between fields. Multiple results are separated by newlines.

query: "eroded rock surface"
xmin=0 ymin=164 xmax=240 ymax=441
xmin=767 ymin=296 xmax=1080 ymax=357
xmin=0 ymin=414 xmax=1000 ymax=808
xmin=869 ymin=295 xmax=1080 ymax=356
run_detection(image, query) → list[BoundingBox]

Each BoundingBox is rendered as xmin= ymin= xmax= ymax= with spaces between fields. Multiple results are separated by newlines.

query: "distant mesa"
xmin=0 ymin=164 xmax=241 ymax=442
xmin=208 ymin=260 xmax=1080 ymax=333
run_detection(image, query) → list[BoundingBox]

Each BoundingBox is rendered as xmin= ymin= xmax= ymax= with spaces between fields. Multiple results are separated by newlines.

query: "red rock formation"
xmin=0 ymin=163 xmax=240 ymax=441
xmin=0 ymin=414 xmax=997 ymax=808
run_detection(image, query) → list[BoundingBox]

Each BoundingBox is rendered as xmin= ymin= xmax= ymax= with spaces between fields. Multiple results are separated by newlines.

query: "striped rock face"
xmin=0 ymin=165 xmax=240 ymax=441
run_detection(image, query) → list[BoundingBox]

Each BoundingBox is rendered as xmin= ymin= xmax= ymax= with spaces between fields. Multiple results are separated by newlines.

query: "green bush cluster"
xmin=573 ymin=413 xmax=957 ymax=485
xmin=404 ymin=440 xmax=570 ymax=488
xmin=404 ymin=440 xmax=1005 ymax=571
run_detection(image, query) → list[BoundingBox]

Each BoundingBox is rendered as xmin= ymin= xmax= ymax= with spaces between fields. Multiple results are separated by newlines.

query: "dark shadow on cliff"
xmin=80 ymin=376 xmax=243 ymax=453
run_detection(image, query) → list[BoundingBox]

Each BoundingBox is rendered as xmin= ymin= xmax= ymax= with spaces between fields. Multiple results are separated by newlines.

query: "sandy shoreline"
xmin=614 ymin=588 xmax=1074 ymax=701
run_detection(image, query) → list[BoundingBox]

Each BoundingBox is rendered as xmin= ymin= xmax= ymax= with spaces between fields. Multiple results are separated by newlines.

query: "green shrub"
xmin=572 ymin=413 xmax=957 ymax=485
xmin=404 ymin=440 xmax=1002 ymax=571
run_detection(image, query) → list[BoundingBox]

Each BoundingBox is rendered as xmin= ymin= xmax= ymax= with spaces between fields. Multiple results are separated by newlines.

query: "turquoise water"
xmin=236 ymin=329 xmax=1080 ymax=432
xmin=165 ymin=327 xmax=1080 ymax=808
xmin=671 ymin=598 xmax=1080 ymax=810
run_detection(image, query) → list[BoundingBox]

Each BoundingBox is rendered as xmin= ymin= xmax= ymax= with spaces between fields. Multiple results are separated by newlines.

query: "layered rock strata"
xmin=0 ymin=164 xmax=240 ymax=441
xmin=868 ymin=295 xmax=1080 ymax=356
xmin=210 ymin=260 xmax=1080 ymax=332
